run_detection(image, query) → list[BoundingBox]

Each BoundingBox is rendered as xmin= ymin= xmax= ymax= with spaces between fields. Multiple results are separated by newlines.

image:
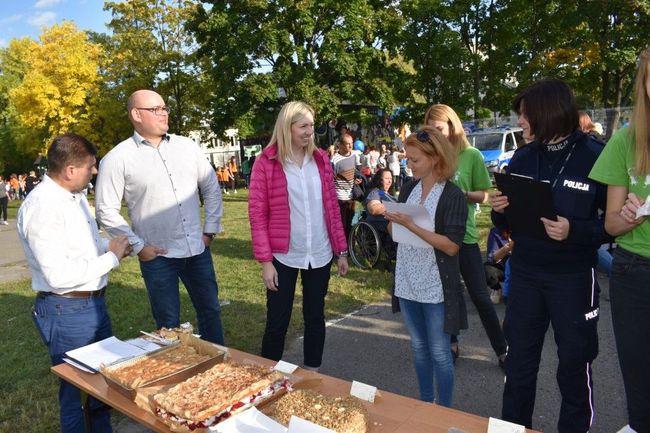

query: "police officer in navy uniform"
xmin=490 ymin=78 xmax=611 ymax=433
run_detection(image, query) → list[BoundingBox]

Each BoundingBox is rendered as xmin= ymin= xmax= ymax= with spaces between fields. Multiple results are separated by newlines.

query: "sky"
xmin=0 ymin=0 xmax=112 ymax=47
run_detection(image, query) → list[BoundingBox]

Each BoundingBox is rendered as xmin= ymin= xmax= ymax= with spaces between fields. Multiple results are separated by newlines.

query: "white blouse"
xmin=273 ymin=155 xmax=333 ymax=269
xmin=394 ymin=181 xmax=445 ymax=304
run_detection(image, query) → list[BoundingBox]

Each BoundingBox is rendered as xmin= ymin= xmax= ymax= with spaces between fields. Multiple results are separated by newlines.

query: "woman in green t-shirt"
xmin=589 ymin=47 xmax=650 ymax=433
xmin=424 ymin=104 xmax=507 ymax=368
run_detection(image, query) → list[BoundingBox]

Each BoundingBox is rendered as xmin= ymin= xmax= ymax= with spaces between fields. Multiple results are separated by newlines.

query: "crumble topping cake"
xmin=266 ymin=389 xmax=369 ymax=433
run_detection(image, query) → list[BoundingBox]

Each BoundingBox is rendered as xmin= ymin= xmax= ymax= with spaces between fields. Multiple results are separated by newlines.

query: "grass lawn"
xmin=0 ymin=190 xmax=394 ymax=432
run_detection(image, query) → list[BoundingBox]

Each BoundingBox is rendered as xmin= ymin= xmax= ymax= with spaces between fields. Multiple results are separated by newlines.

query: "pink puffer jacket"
xmin=248 ymin=143 xmax=348 ymax=263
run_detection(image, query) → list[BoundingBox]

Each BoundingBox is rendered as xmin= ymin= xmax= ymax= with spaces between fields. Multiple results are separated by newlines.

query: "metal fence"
xmin=472 ymin=106 xmax=634 ymax=140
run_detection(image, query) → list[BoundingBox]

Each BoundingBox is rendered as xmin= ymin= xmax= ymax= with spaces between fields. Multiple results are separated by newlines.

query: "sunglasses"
xmin=416 ymin=130 xmax=435 ymax=147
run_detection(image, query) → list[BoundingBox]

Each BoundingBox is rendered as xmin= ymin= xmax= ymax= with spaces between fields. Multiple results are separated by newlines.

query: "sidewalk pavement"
xmin=0 ymin=219 xmax=31 ymax=283
xmin=0 ymin=220 xmax=627 ymax=432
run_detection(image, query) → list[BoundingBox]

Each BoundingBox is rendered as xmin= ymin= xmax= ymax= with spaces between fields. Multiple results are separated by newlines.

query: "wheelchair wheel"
xmin=349 ymin=221 xmax=381 ymax=269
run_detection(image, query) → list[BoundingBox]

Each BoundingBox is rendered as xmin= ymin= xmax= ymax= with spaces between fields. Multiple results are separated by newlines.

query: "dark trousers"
xmin=610 ymin=248 xmax=650 ymax=432
xmin=453 ymin=243 xmax=507 ymax=356
xmin=502 ymin=262 xmax=599 ymax=433
xmin=0 ymin=196 xmax=7 ymax=221
xmin=338 ymin=199 xmax=355 ymax=241
xmin=261 ymin=258 xmax=331 ymax=368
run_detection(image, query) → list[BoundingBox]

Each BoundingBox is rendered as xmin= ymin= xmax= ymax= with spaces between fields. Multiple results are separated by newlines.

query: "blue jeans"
xmin=139 ymin=247 xmax=224 ymax=345
xmin=32 ymin=294 xmax=113 ymax=433
xmin=399 ymin=298 xmax=454 ymax=406
xmin=610 ymin=248 xmax=650 ymax=432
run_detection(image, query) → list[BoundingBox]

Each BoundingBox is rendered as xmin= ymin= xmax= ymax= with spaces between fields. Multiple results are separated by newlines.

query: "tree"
xmin=0 ymin=38 xmax=33 ymax=172
xmin=189 ymin=0 xmax=403 ymax=137
xmin=8 ymin=22 xmax=102 ymax=156
xmin=99 ymin=0 xmax=213 ymax=140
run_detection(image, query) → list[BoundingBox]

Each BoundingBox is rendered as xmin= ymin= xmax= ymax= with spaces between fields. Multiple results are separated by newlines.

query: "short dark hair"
xmin=47 ymin=133 xmax=98 ymax=175
xmin=370 ymin=168 xmax=393 ymax=189
xmin=512 ymin=78 xmax=579 ymax=144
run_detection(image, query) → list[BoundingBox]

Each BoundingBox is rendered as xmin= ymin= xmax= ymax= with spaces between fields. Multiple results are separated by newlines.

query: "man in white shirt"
xmin=95 ymin=90 xmax=225 ymax=345
xmin=18 ymin=133 xmax=131 ymax=433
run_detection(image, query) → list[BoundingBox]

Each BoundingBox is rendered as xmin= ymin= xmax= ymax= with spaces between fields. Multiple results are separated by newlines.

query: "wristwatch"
xmin=338 ymin=250 xmax=349 ymax=257
xmin=203 ymin=233 xmax=216 ymax=240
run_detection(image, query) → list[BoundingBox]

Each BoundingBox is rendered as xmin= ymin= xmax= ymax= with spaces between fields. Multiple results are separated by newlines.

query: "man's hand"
xmin=202 ymin=233 xmax=215 ymax=247
xmin=262 ymin=261 xmax=279 ymax=291
xmin=541 ymin=216 xmax=570 ymax=241
xmin=337 ymin=256 xmax=349 ymax=276
xmin=489 ymin=190 xmax=509 ymax=213
xmin=137 ymin=245 xmax=167 ymax=262
xmin=109 ymin=236 xmax=132 ymax=260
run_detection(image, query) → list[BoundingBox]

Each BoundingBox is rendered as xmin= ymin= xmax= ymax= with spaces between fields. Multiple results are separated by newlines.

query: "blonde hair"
xmin=404 ymin=126 xmax=457 ymax=180
xmin=423 ymin=104 xmax=470 ymax=153
xmin=268 ymin=101 xmax=317 ymax=165
xmin=631 ymin=47 xmax=650 ymax=176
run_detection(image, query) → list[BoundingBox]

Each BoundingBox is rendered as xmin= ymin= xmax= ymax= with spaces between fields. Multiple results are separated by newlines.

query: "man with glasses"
xmin=95 ymin=89 xmax=225 ymax=345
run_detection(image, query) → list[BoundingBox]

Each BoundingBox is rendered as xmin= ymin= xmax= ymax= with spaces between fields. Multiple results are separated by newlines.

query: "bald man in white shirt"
xmin=95 ymin=90 xmax=225 ymax=345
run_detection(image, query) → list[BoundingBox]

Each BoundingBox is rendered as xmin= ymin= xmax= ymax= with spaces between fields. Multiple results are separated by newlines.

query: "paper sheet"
xmin=288 ymin=416 xmax=337 ymax=433
xmin=635 ymin=195 xmax=650 ymax=218
xmin=487 ymin=417 xmax=526 ymax=433
xmin=213 ymin=407 xmax=287 ymax=433
xmin=383 ymin=202 xmax=433 ymax=249
xmin=63 ymin=336 xmax=149 ymax=373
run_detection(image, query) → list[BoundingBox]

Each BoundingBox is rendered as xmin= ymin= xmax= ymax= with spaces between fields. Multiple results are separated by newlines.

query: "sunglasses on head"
xmin=416 ymin=130 xmax=434 ymax=147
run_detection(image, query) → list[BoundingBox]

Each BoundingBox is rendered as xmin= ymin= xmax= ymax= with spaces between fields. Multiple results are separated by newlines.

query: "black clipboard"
xmin=494 ymin=172 xmax=557 ymax=240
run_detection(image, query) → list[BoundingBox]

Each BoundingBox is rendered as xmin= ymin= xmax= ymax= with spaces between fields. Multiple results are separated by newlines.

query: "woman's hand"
xmin=262 ymin=261 xmax=279 ymax=291
xmin=384 ymin=211 xmax=414 ymax=231
xmin=620 ymin=192 xmax=647 ymax=225
xmin=540 ymin=216 xmax=570 ymax=241
xmin=337 ymin=256 xmax=349 ymax=276
xmin=489 ymin=190 xmax=509 ymax=213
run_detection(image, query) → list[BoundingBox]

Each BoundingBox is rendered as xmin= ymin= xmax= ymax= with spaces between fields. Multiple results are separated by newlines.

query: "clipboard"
xmin=494 ymin=172 xmax=557 ymax=240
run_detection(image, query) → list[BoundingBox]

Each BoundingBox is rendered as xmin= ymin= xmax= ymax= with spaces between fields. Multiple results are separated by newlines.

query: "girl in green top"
xmin=425 ymin=104 xmax=507 ymax=367
xmin=589 ymin=47 xmax=650 ymax=432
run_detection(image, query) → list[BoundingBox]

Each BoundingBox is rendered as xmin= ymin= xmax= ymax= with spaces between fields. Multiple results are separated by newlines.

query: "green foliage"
xmin=189 ymin=0 xmax=402 ymax=136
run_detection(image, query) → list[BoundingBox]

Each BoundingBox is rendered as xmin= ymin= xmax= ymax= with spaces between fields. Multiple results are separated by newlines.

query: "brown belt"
xmin=37 ymin=287 xmax=106 ymax=299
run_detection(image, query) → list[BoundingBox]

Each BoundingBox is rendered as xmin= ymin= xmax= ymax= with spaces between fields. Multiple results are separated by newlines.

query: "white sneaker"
xmin=490 ymin=289 xmax=502 ymax=304
xmin=224 ymin=191 xmax=230 ymax=195
xmin=1 ymin=221 xmax=8 ymax=225
xmin=234 ymin=189 xmax=238 ymax=194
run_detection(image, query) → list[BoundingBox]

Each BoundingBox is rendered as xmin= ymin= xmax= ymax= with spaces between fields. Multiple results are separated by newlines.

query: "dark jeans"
xmin=32 ymin=294 xmax=113 ymax=433
xmin=453 ymin=243 xmax=507 ymax=356
xmin=338 ymin=199 xmax=355 ymax=241
xmin=610 ymin=248 xmax=650 ymax=432
xmin=139 ymin=247 xmax=224 ymax=345
xmin=502 ymin=263 xmax=599 ymax=433
xmin=0 ymin=196 xmax=7 ymax=221
xmin=261 ymin=258 xmax=332 ymax=368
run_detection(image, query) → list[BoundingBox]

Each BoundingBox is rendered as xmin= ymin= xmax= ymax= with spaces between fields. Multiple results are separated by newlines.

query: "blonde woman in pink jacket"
xmin=248 ymin=101 xmax=349 ymax=371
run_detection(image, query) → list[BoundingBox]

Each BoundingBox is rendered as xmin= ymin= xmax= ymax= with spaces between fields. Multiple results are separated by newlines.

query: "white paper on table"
xmin=487 ymin=417 xmax=526 ymax=433
xmin=383 ymin=201 xmax=433 ymax=249
xmin=125 ymin=337 xmax=164 ymax=352
xmin=288 ymin=416 xmax=337 ymax=433
xmin=350 ymin=380 xmax=377 ymax=403
xmin=274 ymin=360 xmax=298 ymax=374
xmin=213 ymin=407 xmax=287 ymax=433
xmin=63 ymin=357 xmax=95 ymax=373
xmin=635 ymin=195 xmax=650 ymax=218
xmin=63 ymin=336 xmax=148 ymax=373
